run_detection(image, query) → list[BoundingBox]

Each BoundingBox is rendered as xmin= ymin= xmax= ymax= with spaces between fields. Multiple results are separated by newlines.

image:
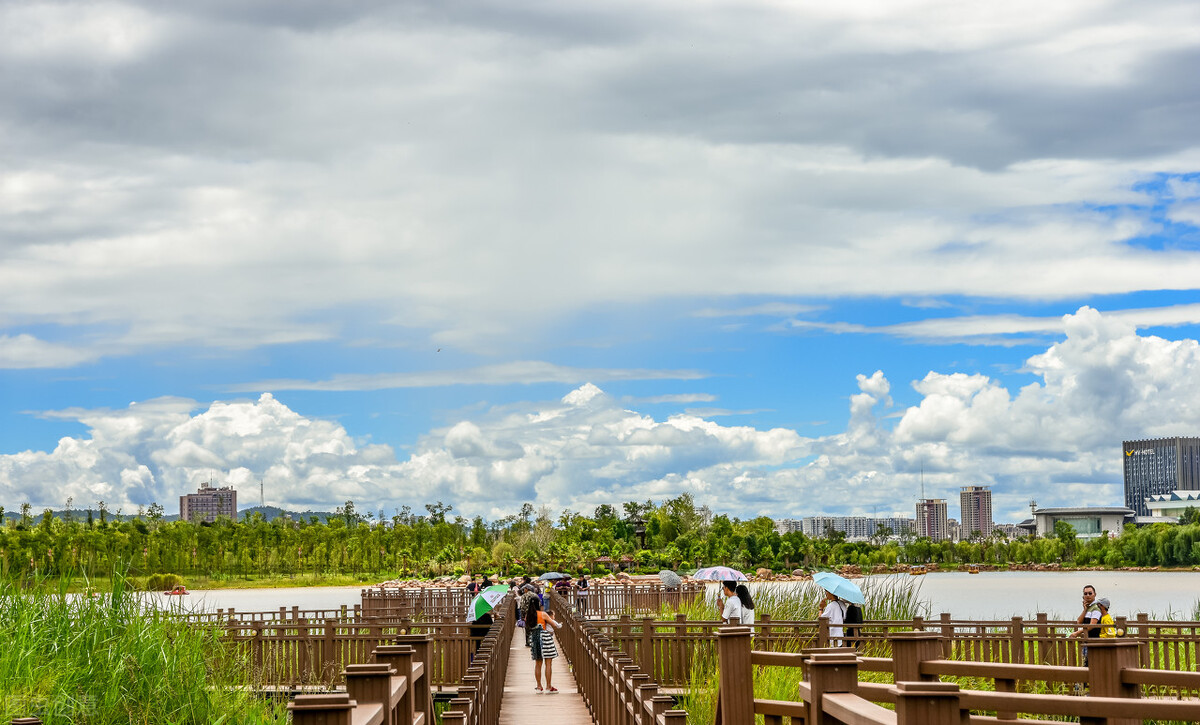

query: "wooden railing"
xmin=548 ymin=590 xmax=689 ymax=724
xmin=442 ymin=594 xmax=516 ymax=724
xmin=361 ymin=587 xmax=473 ymax=619
xmin=715 ymin=628 xmax=1200 ymax=725
xmin=289 ymin=640 xmax=437 ymax=725
xmin=219 ymin=618 xmax=487 ymax=687
xmin=588 ymin=611 xmax=1200 ymax=688
xmin=11 ymin=640 xmax=437 ymax=725
xmin=579 ymin=582 xmax=707 ymax=618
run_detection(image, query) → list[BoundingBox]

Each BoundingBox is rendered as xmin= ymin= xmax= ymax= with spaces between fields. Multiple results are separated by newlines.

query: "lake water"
xmin=144 ymin=571 xmax=1200 ymax=621
xmin=885 ymin=570 xmax=1200 ymax=620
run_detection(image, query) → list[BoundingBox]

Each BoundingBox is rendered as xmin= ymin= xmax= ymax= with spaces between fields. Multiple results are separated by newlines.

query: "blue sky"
xmin=4 ymin=1 xmax=1200 ymax=523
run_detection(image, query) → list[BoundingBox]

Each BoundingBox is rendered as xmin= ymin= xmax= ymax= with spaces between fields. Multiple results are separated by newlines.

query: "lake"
xmin=144 ymin=571 xmax=1200 ymax=621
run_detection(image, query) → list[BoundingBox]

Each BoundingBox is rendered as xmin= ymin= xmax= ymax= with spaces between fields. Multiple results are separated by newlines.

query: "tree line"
xmin=2 ymin=496 xmax=1200 ymax=581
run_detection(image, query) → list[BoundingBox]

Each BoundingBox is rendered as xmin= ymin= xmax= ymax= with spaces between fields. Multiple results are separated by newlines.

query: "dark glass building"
xmin=1123 ymin=437 xmax=1200 ymax=516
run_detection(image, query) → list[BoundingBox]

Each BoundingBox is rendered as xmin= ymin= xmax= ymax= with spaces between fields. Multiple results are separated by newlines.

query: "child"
xmin=1097 ymin=598 xmax=1116 ymax=638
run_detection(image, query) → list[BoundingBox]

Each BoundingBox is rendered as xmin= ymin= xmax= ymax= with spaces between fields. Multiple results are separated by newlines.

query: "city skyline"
xmin=4 ymin=2 xmax=1200 ymax=522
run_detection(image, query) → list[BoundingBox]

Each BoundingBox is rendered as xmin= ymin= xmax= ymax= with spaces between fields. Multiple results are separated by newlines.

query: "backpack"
xmin=843 ymin=603 xmax=864 ymax=647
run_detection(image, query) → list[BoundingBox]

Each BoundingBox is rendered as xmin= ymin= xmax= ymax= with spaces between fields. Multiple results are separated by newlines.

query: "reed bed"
xmin=676 ymin=576 xmax=929 ymax=724
xmin=0 ymin=575 xmax=288 ymax=724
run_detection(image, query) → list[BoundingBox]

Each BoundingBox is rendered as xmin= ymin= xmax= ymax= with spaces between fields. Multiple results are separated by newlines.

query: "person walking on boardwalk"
xmin=720 ymin=581 xmax=755 ymax=625
xmin=820 ymin=588 xmax=847 ymax=646
xmin=575 ymin=574 xmax=589 ymax=614
xmin=518 ymin=583 xmax=539 ymax=647
xmin=1069 ymin=584 xmax=1102 ymax=665
xmin=525 ymin=598 xmax=562 ymax=693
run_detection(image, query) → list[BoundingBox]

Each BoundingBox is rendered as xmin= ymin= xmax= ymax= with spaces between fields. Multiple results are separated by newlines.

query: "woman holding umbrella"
xmin=813 ymin=571 xmax=865 ymax=648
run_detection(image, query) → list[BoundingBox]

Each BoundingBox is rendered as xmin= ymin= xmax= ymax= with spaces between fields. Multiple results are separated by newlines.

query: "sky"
xmin=3 ymin=0 xmax=1200 ymax=524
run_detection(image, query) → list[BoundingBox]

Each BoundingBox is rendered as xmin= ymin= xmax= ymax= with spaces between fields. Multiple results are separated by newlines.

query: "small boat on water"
xmin=967 ymin=564 xmax=981 ymax=574
xmin=163 ymin=585 xmax=190 ymax=596
xmin=909 ymin=565 xmax=927 ymax=576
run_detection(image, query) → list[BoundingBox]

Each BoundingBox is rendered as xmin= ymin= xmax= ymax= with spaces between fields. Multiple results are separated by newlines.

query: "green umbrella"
xmin=466 ymin=584 xmax=510 ymax=621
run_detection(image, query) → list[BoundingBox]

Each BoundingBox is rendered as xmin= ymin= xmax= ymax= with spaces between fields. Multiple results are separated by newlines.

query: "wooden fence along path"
xmin=716 ymin=628 xmax=1200 ymax=725
xmin=10 ymin=639 xmax=440 ymax=725
xmin=586 ymin=610 xmax=1200 ymax=689
xmin=439 ymin=593 xmax=516 ymax=724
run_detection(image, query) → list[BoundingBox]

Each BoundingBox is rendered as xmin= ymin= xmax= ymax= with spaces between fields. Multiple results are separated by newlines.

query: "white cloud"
xmin=0 ymin=1 xmax=1198 ymax=360
xmin=783 ymin=303 xmax=1200 ymax=345
xmin=230 ymin=362 xmax=707 ymax=392
xmin=0 ymin=334 xmax=99 ymax=369
xmin=3 ymin=311 xmax=1200 ymax=523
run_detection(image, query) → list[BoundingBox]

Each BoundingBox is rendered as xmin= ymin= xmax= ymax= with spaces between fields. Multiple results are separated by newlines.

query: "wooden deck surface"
xmin=499 ymin=627 xmax=593 ymax=723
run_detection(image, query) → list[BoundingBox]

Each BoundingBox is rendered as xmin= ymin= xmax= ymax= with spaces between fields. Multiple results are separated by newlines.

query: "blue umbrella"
xmin=538 ymin=571 xmax=569 ymax=581
xmin=812 ymin=571 xmax=865 ymax=605
xmin=692 ymin=566 xmax=747 ymax=581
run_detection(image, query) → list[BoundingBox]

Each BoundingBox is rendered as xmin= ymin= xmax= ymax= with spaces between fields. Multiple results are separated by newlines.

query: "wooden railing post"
xmin=345 ymin=663 xmax=395 ymax=725
xmin=806 ymin=651 xmax=859 ymax=725
xmin=447 ymin=697 xmax=471 ymax=721
xmin=374 ymin=644 xmax=415 ymax=725
xmin=892 ymin=681 xmax=963 ymax=725
xmin=939 ymin=613 xmax=953 ymax=658
xmin=324 ymin=619 xmax=338 ymax=680
xmin=890 ymin=631 xmax=942 ymax=683
xmin=640 ymin=616 xmax=654 ymax=673
xmin=288 ymin=692 xmax=355 ymax=725
xmin=716 ymin=626 xmax=755 ymax=725
xmin=393 ymin=632 xmax=435 ymax=720
xmin=1135 ymin=613 xmax=1150 ymax=667
xmin=1082 ymin=639 xmax=1140 ymax=725
xmin=1010 ymin=616 xmax=1025 ymax=664
xmin=817 ymin=615 xmax=829 ymax=647
xmin=1035 ymin=613 xmax=1050 ymax=664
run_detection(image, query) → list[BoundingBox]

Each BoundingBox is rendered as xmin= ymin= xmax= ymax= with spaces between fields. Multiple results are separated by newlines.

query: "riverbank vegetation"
xmin=2 ymin=495 xmax=1200 ymax=586
xmin=677 ymin=576 xmax=930 ymax=724
xmin=0 ymin=575 xmax=287 ymax=724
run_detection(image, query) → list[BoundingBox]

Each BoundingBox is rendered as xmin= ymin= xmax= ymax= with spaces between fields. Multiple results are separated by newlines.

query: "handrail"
xmin=715 ymin=628 xmax=1200 ymax=725
xmin=441 ymin=592 xmax=516 ymax=724
xmin=547 ymin=589 xmax=689 ymax=724
xmin=589 ymin=609 xmax=1200 ymax=687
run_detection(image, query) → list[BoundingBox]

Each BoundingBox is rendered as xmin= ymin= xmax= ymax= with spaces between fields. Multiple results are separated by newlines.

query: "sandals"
xmin=547 ymin=687 xmax=559 ymax=693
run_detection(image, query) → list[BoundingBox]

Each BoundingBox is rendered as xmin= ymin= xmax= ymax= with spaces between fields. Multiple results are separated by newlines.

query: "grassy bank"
xmin=17 ymin=571 xmax=378 ymax=594
xmin=0 ymin=576 xmax=288 ymax=724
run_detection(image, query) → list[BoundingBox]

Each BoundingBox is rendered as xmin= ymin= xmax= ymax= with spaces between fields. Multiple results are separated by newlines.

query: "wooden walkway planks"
xmin=499 ymin=627 xmax=593 ymax=723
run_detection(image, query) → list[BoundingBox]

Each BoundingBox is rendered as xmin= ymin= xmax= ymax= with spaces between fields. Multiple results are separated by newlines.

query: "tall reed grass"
xmin=0 ymin=575 xmax=287 ymax=724
xmin=675 ymin=576 xmax=930 ymax=725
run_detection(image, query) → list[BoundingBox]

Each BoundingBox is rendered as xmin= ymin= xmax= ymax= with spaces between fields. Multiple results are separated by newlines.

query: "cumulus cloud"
xmin=4 ymin=308 xmax=1199 ymax=522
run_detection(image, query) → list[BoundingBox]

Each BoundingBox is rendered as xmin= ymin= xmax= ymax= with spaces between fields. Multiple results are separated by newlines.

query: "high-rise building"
xmin=1123 ymin=437 xmax=1200 ymax=516
xmin=959 ymin=485 xmax=994 ymax=538
xmin=797 ymin=516 xmax=914 ymax=541
xmin=180 ymin=485 xmax=238 ymax=523
xmin=915 ymin=499 xmax=949 ymax=540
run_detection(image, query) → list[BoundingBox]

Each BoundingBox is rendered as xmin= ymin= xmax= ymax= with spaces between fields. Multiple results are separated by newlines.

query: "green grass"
xmin=0 ymin=575 xmax=289 ymax=724
xmin=37 ymin=571 xmax=376 ymax=593
xmin=675 ymin=576 xmax=930 ymax=724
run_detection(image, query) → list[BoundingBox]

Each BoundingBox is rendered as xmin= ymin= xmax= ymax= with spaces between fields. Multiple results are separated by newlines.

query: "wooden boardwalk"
xmin=499 ymin=627 xmax=593 ymax=724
